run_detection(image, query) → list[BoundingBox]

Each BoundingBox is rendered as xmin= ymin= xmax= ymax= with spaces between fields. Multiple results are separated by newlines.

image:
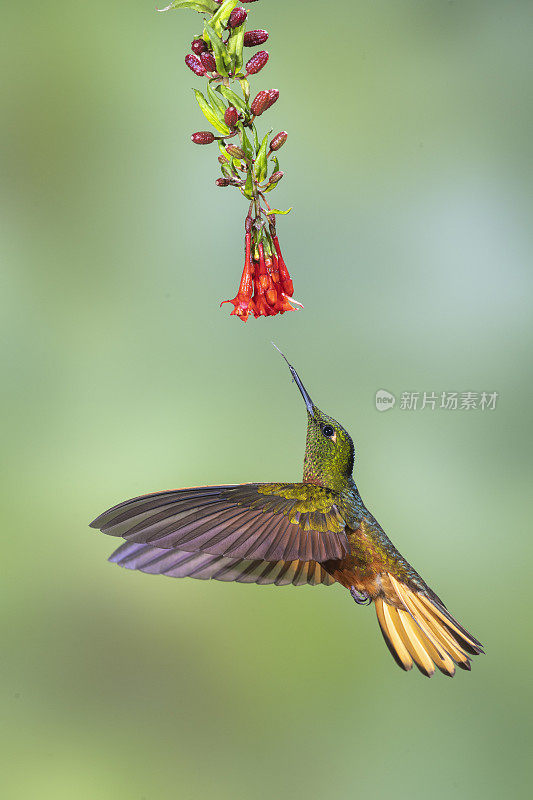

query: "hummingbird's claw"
xmin=350 ymin=586 xmax=372 ymax=606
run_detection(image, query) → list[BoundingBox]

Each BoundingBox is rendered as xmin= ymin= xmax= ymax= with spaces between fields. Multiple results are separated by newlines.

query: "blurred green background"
xmin=2 ymin=0 xmax=532 ymax=797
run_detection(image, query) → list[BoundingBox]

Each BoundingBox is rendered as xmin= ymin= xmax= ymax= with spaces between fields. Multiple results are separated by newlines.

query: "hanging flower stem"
xmin=159 ymin=0 xmax=300 ymax=321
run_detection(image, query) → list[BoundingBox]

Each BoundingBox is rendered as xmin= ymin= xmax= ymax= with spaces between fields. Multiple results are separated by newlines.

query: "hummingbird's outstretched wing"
xmin=108 ymin=541 xmax=336 ymax=587
xmin=91 ymin=483 xmax=349 ymax=562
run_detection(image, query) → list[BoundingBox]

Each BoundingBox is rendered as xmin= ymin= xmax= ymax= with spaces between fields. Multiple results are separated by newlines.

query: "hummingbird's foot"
xmin=350 ymin=586 xmax=372 ymax=606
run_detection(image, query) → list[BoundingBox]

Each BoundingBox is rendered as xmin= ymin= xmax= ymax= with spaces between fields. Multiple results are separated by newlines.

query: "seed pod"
xmin=269 ymin=170 xmax=284 ymax=184
xmin=228 ymin=7 xmax=247 ymax=28
xmin=200 ymin=51 xmax=217 ymax=72
xmin=246 ymin=50 xmax=269 ymax=75
xmin=216 ymin=178 xmax=230 ymax=187
xmin=224 ymin=106 xmax=239 ymax=128
xmin=251 ymin=90 xmax=269 ymax=117
xmin=191 ymin=131 xmax=215 ymax=144
xmin=191 ymin=39 xmax=207 ymax=55
xmin=185 ymin=54 xmax=206 ymax=77
xmin=265 ymin=89 xmax=279 ymax=109
xmin=226 ymin=144 xmax=245 ymax=158
xmin=270 ymin=131 xmax=288 ymax=151
xmin=243 ymin=29 xmax=269 ymax=47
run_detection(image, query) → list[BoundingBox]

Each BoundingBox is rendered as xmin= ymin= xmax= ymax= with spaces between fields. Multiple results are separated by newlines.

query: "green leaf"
xmin=193 ymin=89 xmax=231 ymax=135
xmin=204 ymin=21 xmax=230 ymax=77
xmin=211 ymin=0 xmax=238 ymax=30
xmin=207 ymin=82 xmax=227 ymax=120
xmin=243 ymin=169 xmax=254 ymax=199
xmin=218 ymin=85 xmax=247 ymax=115
xmin=227 ymin=24 xmax=245 ymax=73
xmin=254 ymin=132 xmax=269 ymax=183
xmin=158 ymin=0 xmax=218 ymax=12
xmin=271 ymin=156 xmax=280 ymax=174
xmin=252 ymin=125 xmax=260 ymax=153
xmin=218 ymin=142 xmax=231 ymax=160
xmin=265 ymin=207 xmax=293 ymax=214
xmin=238 ymin=78 xmax=250 ymax=102
xmin=238 ymin=125 xmax=254 ymax=160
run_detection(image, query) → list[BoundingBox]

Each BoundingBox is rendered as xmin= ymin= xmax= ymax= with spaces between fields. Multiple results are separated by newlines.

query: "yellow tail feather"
xmin=374 ymin=573 xmax=483 ymax=677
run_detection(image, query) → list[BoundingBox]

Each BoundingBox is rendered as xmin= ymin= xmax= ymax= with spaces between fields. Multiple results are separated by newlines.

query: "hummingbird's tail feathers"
xmin=91 ymin=484 xmax=349 ymax=563
xmin=375 ymin=574 xmax=484 ymax=677
xmin=374 ymin=598 xmax=414 ymax=672
xmin=109 ymin=541 xmax=336 ymax=587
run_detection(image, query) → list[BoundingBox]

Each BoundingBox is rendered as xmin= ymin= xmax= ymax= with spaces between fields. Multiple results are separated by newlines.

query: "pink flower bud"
xmin=226 ymin=144 xmax=245 ymax=158
xmin=191 ymin=131 xmax=215 ymax=145
xmin=251 ymin=90 xmax=269 ymax=117
xmin=246 ymin=50 xmax=269 ymax=75
xmin=185 ymin=54 xmax=206 ymax=77
xmin=216 ymin=178 xmax=230 ymax=187
xmin=270 ymin=131 xmax=288 ymax=151
xmin=269 ymin=171 xmax=284 ymax=184
xmin=243 ymin=29 xmax=269 ymax=47
xmin=265 ymin=89 xmax=279 ymax=109
xmin=200 ymin=51 xmax=217 ymax=72
xmin=224 ymin=106 xmax=239 ymax=128
xmin=191 ymin=39 xmax=206 ymax=55
xmin=228 ymin=7 xmax=248 ymax=28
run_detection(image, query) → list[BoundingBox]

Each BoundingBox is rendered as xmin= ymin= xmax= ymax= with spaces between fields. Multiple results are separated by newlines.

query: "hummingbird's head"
xmin=273 ymin=345 xmax=355 ymax=492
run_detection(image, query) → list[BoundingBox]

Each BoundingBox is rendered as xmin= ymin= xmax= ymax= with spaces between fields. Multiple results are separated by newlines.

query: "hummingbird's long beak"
xmin=272 ymin=343 xmax=315 ymax=415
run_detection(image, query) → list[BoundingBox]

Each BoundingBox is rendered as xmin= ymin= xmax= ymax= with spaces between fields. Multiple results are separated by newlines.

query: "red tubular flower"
xmin=246 ymin=50 xmax=269 ymax=75
xmin=224 ymin=106 xmax=239 ymax=128
xmin=268 ymin=170 xmax=284 ymax=185
xmin=251 ymin=90 xmax=269 ymax=117
xmin=185 ymin=53 xmax=206 ymax=76
xmin=243 ymin=29 xmax=269 ymax=47
xmin=221 ymin=226 xmax=255 ymax=322
xmin=200 ymin=51 xmax=217 ymax=72
xmin=228 ymin=7 xmax=248 ymax=28
xmin=191 ymin=39 xmax=207 ymax=55
xmin=191 ymin=131 xmax=215 ymax=144
xmin=270 ymin=227 xmax=294 ymax=297
xmin=265 ymin=89 xmax=279 ymax=109
xmin=251 ymin=244 xmax=278 ymax=317
xmin=253 ymin=279 xmax=275 ymax=317
xmin=226 ymin=144 xmax=245 ymax=158
xmin=270 ymin=131 xmax=288 ymax=151
xmin=257 ymin=243 xmax=270 ymax=292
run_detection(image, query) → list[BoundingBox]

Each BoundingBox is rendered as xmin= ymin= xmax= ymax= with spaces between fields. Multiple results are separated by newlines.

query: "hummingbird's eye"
xmin=322 ymin=425 xmax=335 ymax=438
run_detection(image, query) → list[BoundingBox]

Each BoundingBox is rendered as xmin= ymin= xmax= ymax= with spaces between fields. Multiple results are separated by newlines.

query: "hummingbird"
xmin=91 ymin=346 xmax=483 ymax=677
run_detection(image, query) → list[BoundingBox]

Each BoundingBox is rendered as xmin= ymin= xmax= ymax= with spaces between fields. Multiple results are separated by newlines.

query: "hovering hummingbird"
xmin=91 ymin=346 xmax=483 ymax=677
